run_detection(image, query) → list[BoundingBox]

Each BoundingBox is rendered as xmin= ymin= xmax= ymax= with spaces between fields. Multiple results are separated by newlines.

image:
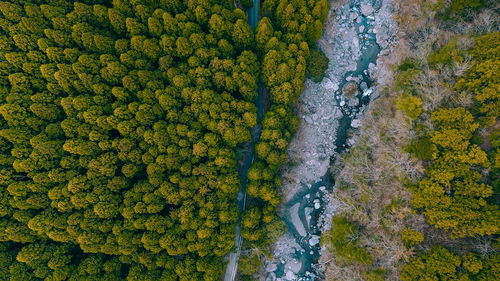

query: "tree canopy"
xmin=0 ymin=0 xmax=260 ymax=279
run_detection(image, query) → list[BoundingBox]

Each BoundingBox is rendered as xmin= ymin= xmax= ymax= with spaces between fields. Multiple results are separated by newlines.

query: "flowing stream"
xmin=266 ymin=0 xmax=392 ymax=280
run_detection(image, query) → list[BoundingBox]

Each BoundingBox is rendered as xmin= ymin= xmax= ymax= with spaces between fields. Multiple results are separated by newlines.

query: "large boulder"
xmin=342 ymin=81 xmax=358 ymax=98
xmin=361 ymin=4 xmax=374 ymax=16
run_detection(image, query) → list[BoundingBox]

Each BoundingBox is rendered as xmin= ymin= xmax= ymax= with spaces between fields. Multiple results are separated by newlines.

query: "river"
xmin=223 ymin=0 xmax=396 ymax=279
xmin=265 ymin=0 xmax=395 ymax=280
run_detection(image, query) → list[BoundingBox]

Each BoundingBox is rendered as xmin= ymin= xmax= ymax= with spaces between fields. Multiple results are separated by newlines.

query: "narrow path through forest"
xmin=223 ymin=0 xmax=262 ymax=280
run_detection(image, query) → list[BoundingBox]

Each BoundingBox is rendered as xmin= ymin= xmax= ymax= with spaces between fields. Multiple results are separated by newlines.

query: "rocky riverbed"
xmin=262 ymin=0 xmax=397 ymax=280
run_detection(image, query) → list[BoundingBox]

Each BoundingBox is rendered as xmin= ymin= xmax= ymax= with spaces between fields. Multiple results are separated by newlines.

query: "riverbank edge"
xmin=259 ymin=0 xmax=400 ymax=279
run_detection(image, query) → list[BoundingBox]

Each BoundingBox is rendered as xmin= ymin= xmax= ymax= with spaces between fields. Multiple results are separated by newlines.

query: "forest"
xmin=0 ymin=0 xmax=332 ymax=280
xmin=321 ymin=0 xmax=500 ymax=280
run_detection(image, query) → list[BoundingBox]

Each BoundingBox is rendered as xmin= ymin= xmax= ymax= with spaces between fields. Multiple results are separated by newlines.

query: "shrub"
xmin=470 ymin=133 xmax=483 ymax=146
xmin=394 ymin=68 xmax=420 ymax=94
xmin=428 ymin=38 xmax=466 ymax=67
xmin=306 ymin=49 xmax=329 ymax=82
xmin=323 ymin=215 xmax=372 ymax=265
xmin=363 ymin=268 xmax=387 ymax=281
xmin=405 ymin=135 xmax=436 ymax=160
xmin=238 ymin=250 xmax=261 ymax=276
xmin=240 ymin=0 xmax=254 ymax=9
xmin=490 ymin=129 xmax=500 ymax=149
xmin=396 ymin=95 xmax=423 ymax=120
xmin=400 ymin=228 xmax=424 ymax=246
xmin=433 ymin=0 xmax=486 ymax=21
xmin=398 ymin=58 xmax=421 ymax=71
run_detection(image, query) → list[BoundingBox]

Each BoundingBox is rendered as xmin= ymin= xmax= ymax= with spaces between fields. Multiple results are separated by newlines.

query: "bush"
xmin=398 ymin=58 xmax=421 ymax=71
xmin=490 ymin=129 xmax=500 ymax=149
xmin=363 ymin=268 xmax=387 ymax=281
xmin=238 ymin=250 xmax=261 ymax=276
xmin=428 ymin=38 xmax=466 ymax=67
xmin=405 ymin=135 xmax=436 ymax=160
xmin=433 ymin=0 xmax=486 ymax=21
xmin=396 ymin=95 xmax=423 ymax=120
xmin=400 ymin=228 xmax=424 ymax=246
xmin=240 ymin=0 xmax=254 ymax=9
xmin=394 ymin=68 xmax=420 ymax=94
xmin=306 ymin=49 xmax=329 ymax=82
xmin=470 ymin=133 xmax=483 ymax=146
xmin=323 ymin=215 xmax=372 ymax=265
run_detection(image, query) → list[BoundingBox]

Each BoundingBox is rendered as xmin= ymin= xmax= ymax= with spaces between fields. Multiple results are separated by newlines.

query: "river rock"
xmin=285 ymin=260 xmax=302 ymax=274
xmin=351 ymin=119 xmax=361 ymax=128
xmin=334 ymin=108 xmax=343 ymax=118
xmin=346 ymin=75 xmax=357 ymax=82
xmin=332 ymin=82 xmax=339 ymax=91
xmin=322 ymin=78 xmax=334 ymax=89
xmin=266 ymin=263 xmax=278 ymax=272
xmin=309 ymin=235 xmax=320 ymax=246
xmin=368 ymin=62 xmax=376 ymax=76
xmin=268 ymin=0 xmax=396 ymax=277
xmin=350 ymin=12 xmax=358 ymax=21
xmin=352 ymin=35 xmax=360 ymax=49
xmin=348 ymin=97 xmax=359 ymax=107
xmin=290 ymin=203 xmax=306 ymax=236
xmin=361 ymin=4 xmax=374 ymax=16
xmin=304 ymin=207 xmax=313 ymax=228
xmin=285 ymin=271 xmax=296 ymax=280
xmin=342 ymin=81 xmax=357 ymax=98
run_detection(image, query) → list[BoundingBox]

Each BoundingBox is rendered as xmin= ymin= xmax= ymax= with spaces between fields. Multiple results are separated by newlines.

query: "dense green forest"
xmin=321 ymin=0 xmax=500 ymax=280
xmin=0 ymin=0 xmax=331 ymax=280
xmin=0 ymin=0 xmax=257 ymax=279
